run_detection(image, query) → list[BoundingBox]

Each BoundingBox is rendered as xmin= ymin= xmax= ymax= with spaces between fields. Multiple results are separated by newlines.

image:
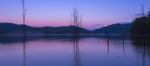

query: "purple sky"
xmin=0 ymin=0 xmax=150 ymax=30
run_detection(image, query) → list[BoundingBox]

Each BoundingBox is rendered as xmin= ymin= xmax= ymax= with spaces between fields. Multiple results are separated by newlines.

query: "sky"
xmin=0 ymin=0 xmax=150 ymax=30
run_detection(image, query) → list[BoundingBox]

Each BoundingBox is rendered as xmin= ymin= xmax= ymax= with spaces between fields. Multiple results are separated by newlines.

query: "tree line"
xmin=131 ymin=11 xmax=150 ymax=35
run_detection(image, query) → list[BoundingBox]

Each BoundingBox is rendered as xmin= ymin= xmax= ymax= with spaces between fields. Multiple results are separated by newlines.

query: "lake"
xmin=0 ymin=35 xmax=150 ymax=66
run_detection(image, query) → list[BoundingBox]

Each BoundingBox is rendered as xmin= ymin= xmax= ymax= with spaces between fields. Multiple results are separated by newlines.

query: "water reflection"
xmin=131 ymin=35 xmax=150 ymax=66
xmin=104 ymin=34 xmax=125 ymax=55
xmin=23 ymin=34 xmax=26 ymax=66
xmin=0 ymin=35 xmax=94 ymax=44
xmin=105 ymin=34 xmax=110 ymax=55
xmin=122 ymin=35 xmax=125 ymax=54
xmin=0 ymin=35 xmax=150 ymax=66
xmin=73 ymin=35 xmax=81 ymax=66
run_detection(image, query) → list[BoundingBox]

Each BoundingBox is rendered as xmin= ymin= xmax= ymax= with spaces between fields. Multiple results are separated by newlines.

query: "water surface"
xmin=0 ymin=35 xmax=150 ymax=66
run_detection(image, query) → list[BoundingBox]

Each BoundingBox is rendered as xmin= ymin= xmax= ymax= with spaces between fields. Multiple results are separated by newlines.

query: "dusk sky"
xmin=0 ymin=0 xmax=150 ymax=29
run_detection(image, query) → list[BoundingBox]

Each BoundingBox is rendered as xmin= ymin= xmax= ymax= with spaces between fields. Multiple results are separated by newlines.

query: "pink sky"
xmin=0 ymin=0 xmax=150 ymax=30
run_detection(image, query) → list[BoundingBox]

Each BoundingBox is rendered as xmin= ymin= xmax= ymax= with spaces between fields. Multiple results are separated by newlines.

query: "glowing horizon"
xmin=0 ymin=0 xmax=150 ymax=29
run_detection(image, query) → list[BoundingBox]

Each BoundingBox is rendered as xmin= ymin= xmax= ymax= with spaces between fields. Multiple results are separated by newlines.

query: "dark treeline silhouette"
xmin=131 ymin=11 xmax=150 ymax=35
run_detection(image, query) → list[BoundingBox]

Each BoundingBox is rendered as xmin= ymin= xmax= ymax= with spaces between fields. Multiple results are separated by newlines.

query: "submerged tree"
xmin=72 ymin=8 xmax=81 ymax=27
xmin=71 ymin=8 xmax=82 ymax=35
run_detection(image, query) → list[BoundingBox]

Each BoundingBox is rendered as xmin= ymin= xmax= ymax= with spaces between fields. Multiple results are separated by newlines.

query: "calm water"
xmin=0 ymin=35 xmax=150 ymax=66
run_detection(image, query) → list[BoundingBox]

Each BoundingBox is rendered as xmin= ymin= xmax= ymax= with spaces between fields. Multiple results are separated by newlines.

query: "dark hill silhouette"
xmin=92 ymin=23 xmax=131 ymax=34
xmin=0 ymin=22 xmax=131 ymax=35
xmin=38 ymin=26 xmax=90 ymax=34
xmin=0 ymin=23 xmax=90 ymax=34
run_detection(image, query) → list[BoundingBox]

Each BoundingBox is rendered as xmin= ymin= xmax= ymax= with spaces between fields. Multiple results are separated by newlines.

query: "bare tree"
xmin=141 ymin=0 xmax=145 ymax=16
xmin=22 ymin=0 xmax=26 ymax=66
xmin=72 ymin=7 xmax=82 ymax=66
xmin=72 ymin=8 xmax=82 ymax=28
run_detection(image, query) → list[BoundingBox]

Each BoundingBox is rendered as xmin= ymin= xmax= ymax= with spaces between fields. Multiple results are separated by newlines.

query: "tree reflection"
xmin=131 ymin=35 xmax=150 ymax=66
xmin=105 ymin=34 xmax=110 ymax=55
xmin=73 ymin=34 xmax=81 ymax=66
xmin=23 ymin=35 xmax=26 ymax=66
xmin=122 ymin=35 xmax=125 ymax=55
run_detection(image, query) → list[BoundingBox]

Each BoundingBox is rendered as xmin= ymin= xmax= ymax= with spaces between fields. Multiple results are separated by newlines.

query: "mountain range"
xmin=0 ymin=23 xmax=131 ymax=35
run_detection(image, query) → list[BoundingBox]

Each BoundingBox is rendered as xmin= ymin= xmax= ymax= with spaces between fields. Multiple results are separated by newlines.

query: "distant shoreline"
xmin=0 ymin=23 xmax=131 ymax=35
